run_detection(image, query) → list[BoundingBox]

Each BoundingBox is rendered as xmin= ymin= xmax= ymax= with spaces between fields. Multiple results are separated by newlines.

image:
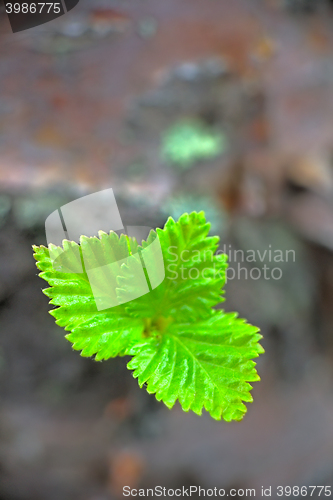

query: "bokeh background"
xmin=1 ymin=0 xmax=333 ymax=498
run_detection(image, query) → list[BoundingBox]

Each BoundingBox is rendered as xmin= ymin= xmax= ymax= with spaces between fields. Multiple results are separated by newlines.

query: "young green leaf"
xmin=33 ymin=211 xmax=263 ymax=421
xmin=122 ymin=212 xmax=228 ymax=322
xmin=33 ymin=234 xmax=143 ymax=360
xmin=128 ymin=311 xmax=263 ymax=421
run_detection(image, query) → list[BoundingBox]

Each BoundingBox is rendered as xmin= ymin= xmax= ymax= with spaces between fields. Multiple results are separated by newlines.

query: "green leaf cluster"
xmin=33 ymin=212 xmax=263 ymax=421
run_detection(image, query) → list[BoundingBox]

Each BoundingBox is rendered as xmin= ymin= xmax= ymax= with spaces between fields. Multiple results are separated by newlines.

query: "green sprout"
xmin=33 ymin=212 xmax=263 ymax=421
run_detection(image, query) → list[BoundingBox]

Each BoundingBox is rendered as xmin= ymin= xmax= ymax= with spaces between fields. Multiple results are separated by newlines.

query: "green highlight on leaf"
xmin=33 ymin=212 xmax=263 ymax=421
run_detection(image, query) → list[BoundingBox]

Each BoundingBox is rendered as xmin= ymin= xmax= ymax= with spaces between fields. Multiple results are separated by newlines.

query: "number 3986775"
xmin=5 ymin=3 xmax=62 ymax=14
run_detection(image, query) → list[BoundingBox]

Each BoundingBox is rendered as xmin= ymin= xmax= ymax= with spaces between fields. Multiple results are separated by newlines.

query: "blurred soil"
xmin=1 ymin=0 xmax=333 ymax=498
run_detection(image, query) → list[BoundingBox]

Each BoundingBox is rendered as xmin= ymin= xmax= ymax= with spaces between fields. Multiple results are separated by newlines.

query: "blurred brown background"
xmin=1 ymin=0 xmax=333 ymax=498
